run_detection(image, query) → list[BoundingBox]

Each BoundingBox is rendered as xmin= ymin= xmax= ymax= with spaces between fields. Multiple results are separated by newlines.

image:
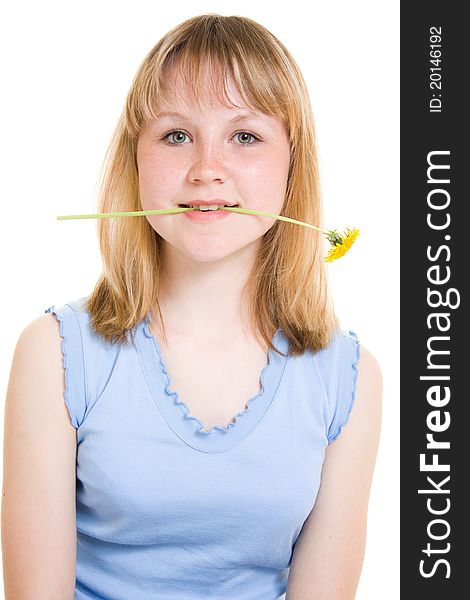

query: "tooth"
xmin=198 ymin=204 xmax=220 ymax=211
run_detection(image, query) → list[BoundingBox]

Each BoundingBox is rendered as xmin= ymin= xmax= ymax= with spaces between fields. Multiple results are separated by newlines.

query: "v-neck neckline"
xmin=136 ymin=312 xmax=290 ymax=453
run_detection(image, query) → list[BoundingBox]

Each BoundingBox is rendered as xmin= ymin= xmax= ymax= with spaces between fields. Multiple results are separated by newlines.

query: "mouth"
xmin=178 ymin=203 xmax=239 ymax=212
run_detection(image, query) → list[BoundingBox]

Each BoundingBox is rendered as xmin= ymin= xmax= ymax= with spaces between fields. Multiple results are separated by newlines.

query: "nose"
xmin=187 ymin=142 xmax=229 ymax=184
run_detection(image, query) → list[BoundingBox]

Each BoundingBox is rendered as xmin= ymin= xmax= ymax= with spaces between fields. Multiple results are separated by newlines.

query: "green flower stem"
xmin=221 ymin=207 xmax=329 ymax=234
xmin=56 ymin=207 xmax=189 ymax=220
xmin=56 ymin=206 xmax=330 ymax=235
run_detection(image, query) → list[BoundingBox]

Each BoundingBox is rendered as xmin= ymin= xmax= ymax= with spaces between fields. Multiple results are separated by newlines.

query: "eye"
xmin=162 ymin=129 xmax=191 ymax=145
xmin=233 ymin=131 xmax=259 ymax=145
xmin=160 ymin=129 xmax=261 ymax=146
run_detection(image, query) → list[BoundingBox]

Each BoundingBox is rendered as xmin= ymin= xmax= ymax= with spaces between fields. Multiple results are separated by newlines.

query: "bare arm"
xmin=1 ymin=314 xmax=78 ymax=599
xmin=285 ymin=345 xmax=383 ymax=599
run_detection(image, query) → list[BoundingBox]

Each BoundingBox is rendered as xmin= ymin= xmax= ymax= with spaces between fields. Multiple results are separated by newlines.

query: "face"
xmin=136 ymin=62 xmax=291 ymax=263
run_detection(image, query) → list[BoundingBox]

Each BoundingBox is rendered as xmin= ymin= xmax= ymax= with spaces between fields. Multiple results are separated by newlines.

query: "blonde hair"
xmin=87 ymin=13 xmax=340 ymax=357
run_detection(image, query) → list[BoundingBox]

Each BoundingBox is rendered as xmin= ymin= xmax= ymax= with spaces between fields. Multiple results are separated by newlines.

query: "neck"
xmin=151 ymin=241 xmax=260 ymax=345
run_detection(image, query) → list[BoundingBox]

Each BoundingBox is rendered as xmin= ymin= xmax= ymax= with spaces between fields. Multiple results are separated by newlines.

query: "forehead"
xmin=159 ymin=60 xmax=251 ymax=113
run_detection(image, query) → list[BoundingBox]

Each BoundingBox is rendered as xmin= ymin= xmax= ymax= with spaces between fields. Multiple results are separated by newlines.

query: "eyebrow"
xmin=154 ymin=110 xmax=261 ymax=123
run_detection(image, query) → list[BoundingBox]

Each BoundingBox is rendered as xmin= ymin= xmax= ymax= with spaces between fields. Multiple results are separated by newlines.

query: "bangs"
xmin=126 ymin=15 xmax=299 ymax=138
xmin=156 ymin=49 xmax=286 ymax=117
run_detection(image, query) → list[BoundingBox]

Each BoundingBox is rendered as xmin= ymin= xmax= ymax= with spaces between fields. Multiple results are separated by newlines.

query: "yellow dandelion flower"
xmin=325 ymin=228 xmax=360 ymax=262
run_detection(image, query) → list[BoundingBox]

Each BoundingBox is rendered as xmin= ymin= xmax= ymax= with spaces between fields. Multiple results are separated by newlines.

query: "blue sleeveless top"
xmin=44 ymin=296 xmax=360 ymax=600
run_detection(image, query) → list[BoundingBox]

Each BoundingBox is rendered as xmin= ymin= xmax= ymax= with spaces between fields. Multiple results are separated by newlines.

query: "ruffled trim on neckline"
xmin=328 ymin=329 xmax=361 ymax=443
xmin=142 ymin=315 xmax=280 ymax=436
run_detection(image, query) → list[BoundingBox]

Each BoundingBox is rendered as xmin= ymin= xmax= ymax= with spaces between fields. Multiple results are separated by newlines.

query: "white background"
xmin=0 ymin=1 xmax=399 ymax=598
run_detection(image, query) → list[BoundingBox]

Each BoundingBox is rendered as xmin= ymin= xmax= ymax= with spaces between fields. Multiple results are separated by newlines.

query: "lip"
xmin=181 ymin=207 xmax=236 ymax=222
xmin=178 ymin=199 xmax=240 ymax=207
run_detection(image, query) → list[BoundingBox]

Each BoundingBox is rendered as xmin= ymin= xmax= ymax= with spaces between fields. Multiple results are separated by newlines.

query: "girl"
xmin=2 ymin=13 xmax=382 ymax=600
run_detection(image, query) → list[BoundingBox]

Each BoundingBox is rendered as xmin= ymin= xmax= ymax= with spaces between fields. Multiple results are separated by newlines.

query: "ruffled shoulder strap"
xmin=314 ymin=329 xmax=361 ymax=443
xmin=44 ymin=296 xmax=122 ymax=429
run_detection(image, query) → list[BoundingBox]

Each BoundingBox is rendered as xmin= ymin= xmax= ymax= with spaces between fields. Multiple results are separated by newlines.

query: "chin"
xmin=184 ymin=249 xmax=237 ymax=263
xmin=162 ymin=235 xmax=260 ymax=263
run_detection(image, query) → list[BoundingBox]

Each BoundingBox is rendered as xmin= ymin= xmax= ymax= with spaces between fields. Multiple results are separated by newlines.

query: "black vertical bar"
xmin=401 ymin=3 xmax=468 ymax=598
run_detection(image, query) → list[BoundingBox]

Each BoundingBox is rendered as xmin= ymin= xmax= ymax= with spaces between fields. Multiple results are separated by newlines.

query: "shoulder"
xmin=8 ymin=312 xmax=75 ymax=433
xmin=41 ymin=297 xmax=132 ymax=428
xmin=15 ymin=309 xmax=74 ymax=391
xmin=358 ymin=344 xmax=382 ymax=387
xmin=31 ymin=298 xmax=93 ymax=429
xmin=18 ymin=311 xmax=64 ymax=357
xmin=325 ymin=329 xmax=383 ymax=415
xmin=354 ymin=344 xmax=383 ymax=432
xmin=43 ymin=297 xmax=108 ymax=353
xmin=314 ymin=329 xmax=382 ymax=444
xmin=313 ymin=328 xmax=360 ymax=378
xmin=7 ymin=314 xmax=68 ymax=423
xmin=330 ymin=341 xmax=382 ymax=451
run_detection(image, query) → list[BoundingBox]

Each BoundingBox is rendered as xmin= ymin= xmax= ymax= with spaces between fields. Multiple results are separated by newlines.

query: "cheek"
xmin=244 ymin=152 xmax=290 ymax=207
xmin=137 ymin=153 xmax=182 ymax=205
